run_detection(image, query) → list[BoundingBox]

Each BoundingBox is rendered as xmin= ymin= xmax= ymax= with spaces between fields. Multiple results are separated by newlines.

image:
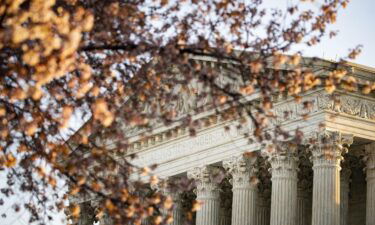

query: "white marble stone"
xmin=223 ymin=155 xmax=258 ymax=225
xmin=310 ymin=131 xmax=353 ymax=225
xmin=165 ymin=191 xmax=183 ymax=225
xmin=171 ymin=198 xmax=183 ymax=225
xmin=267 ymin=143 xmax=298 ymax=225
xmin=187 ymin=166 xmax=221 ymax=225
xmin=73 ymin=58 xmax=375 ymax=225
xmin=340 ymin=167 xmax=351 ymax=225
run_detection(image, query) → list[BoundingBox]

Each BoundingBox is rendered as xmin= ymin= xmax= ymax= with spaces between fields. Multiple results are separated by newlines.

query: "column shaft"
xmin=141 ymin=219 xmax=150 ymax=225
xmin=312 ymin=162 xmax=340 ymax=225
xmin=165 ymin=191 xmax=183 ymax=225
xmin=151 ymin=180 xmax=183 ymax=225
xmin=310 ymin=131 xmax=352 ymax=225
xmin=268 ymin=150 xmax=298 ymax=225
xmin=171 ymin=201 xmax=183 ymax=225
xmin=188 ymin=166 xmax=221 ymax=225
xmin=270 ymin=172 xmax=298 ymax=225
xmin=195 ymin=195 xmax=220 ymax=225
xmin=232 ymin=187 xmax=257 ymax=225
xmin=223 ymin=155 xmax=258 ymax=225
xmin=340 ymin=168 xmax=351 ymax=225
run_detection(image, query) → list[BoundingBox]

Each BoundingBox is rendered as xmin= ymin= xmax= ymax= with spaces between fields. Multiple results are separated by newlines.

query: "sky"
xmin=295 ymin=0 xmax=375 ymax=68
xmin=1 ymin=0 xmax=374 ymax=225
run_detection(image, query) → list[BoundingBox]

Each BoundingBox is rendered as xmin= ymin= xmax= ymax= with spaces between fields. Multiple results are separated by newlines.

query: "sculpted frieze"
xmin=272 ymin=95 xmax=319 ymax=124
xmin=272 ymin=91 xmax=375 ymax=125
xmin=318 ymin=93 xmax=375 ymax=120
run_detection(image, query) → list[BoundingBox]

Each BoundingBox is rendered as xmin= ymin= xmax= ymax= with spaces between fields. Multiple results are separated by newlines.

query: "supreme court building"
xmin=74 ymin=56 xmax=375 ymax=225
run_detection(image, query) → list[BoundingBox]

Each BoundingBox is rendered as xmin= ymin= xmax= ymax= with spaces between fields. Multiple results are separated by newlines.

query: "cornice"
xmin=124 ymin=89 xmax=375 ymax=155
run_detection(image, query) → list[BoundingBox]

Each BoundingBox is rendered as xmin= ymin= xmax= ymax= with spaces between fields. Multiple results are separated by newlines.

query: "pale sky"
xmin=296 ymin=0 xmax=375 ymax=68
xmin=1 ymin=0 xmax=374 ymax=225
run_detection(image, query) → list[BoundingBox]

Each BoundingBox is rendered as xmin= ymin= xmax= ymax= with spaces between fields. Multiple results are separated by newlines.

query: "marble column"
xmin=164 ymin=191 xmax=184 ymax=225
xmin=173 ymin=195 xmax=183 ymax=225
xmin=257 ymin=190 xmax=271 ymax=225
xmin=141 ymin=219 xmax=150 ymax=225
xmin=310 ymin=131 xmax=353 ymax=225
xmin=267 ymin=142 xmax=299 ymax=225
xmin=188 ymin=166 xmax=221 ymax=225
xmin=151 ymin=180 xmax=183 ymax=225
xmin=340 ymin=166 xmax=351 ymax=225
xmin=364 ymin=143 xmax=375 ymax=225
xmin=223 ymin=155 xmax=258 ymax=225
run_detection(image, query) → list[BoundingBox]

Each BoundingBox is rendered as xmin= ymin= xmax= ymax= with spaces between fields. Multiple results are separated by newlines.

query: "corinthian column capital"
xmin=224 ymin=155 xmax=258 ymax=225
xmin=309 ymin=131 xmax=353 ymax=167
xmin=265 ymin=142 xmax=298 ymax=225
xmin=188 ymin=166 xmax=221 ymax=225
xmin=309 ymin=131 xmax=352 ymax=225
xmin=223 ymin=154 xmax=258 ymax=175
xmin=151 ymin=177 xmax=183 ymax=202
xmin=187 ymin=166 xmax=221 ymax=198
xmin=223 ymin=154 xmax=258 ymax=188
xmin=263 ymin=142 xmax=299 ymax=178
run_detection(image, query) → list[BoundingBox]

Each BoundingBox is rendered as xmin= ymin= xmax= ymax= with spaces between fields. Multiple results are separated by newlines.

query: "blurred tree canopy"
xmin=0 ymin=0 xmax=372 ymax=224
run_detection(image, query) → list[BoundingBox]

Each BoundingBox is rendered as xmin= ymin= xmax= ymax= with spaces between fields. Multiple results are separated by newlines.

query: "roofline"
xmin=341 ymin=60 xmax=375 ymax=73
xmin=189 ymin=49 xmax=375 ymax=74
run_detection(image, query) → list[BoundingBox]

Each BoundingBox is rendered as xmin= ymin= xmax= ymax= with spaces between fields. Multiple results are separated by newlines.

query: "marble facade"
xmin=73 ymin=58 xmax=375 ymax=225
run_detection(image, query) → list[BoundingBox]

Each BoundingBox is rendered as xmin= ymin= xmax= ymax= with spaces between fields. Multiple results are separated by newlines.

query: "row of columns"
xmin=162 ymin=132 xmax=375 ymax=225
